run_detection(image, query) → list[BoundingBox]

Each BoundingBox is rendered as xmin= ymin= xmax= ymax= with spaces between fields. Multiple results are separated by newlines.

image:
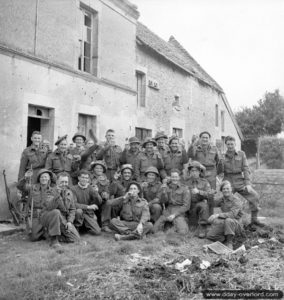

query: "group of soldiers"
xmin=16 ymin=128 xmax=262 ymax=249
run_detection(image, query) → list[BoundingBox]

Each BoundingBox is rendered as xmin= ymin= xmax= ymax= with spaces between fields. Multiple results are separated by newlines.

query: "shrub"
xmin=259 ymin=137 xmax=284 ymax=169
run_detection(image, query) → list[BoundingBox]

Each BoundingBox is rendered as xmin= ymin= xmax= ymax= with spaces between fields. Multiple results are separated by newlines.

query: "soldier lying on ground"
xmin=141 ymin=166 xmax=163 ymax=223
xmin=153 ymin=169 xmax=191 ymax=235
xmin=183 ymin=161 xmax=211 ymax=238
xmin=71 ymin=169 xmax=102 ymax=235
xmin=106 ymin=182 xmax=153 ymax=241
xmin=207 ymin=180 xmax=243 ymax=249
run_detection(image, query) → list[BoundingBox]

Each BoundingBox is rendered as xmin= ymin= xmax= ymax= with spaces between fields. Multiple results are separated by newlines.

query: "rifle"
xmin=26 ymin=165 xmax=34 ymax=234
xmin=2 ymin=170 xmax=20 ymax=226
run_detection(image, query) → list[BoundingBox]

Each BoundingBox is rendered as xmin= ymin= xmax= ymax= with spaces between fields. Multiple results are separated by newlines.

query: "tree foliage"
xmin=235 ymin=90 xmax=284 ymax=139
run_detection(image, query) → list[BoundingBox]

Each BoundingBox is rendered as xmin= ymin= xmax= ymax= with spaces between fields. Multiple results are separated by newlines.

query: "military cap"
xmin=142 ymin=137 xmax=157 ymax=148
xmin=168 ymin=135 xmax=179 ymax=145
xmin=72 ymin=132 xmax=86 ymax=143
xmin=199 ymin=131 xmax=211 ymax=138
xmin=90 ymin=160 xmax=107 ymax=172
xmin=154 ymin=131 xmax=168 ymax=141
xmin=121 ymin=164 xmax=134 ymax=173
xmin=188 ymin=161 xmax=206 ymax=172
xmin=128 ymin=136 xmax=141 ymax=144
xmin=37 ymin=168 xmax=55 ymax=183
xmin=144 ymin=166 xmax=159 ymax=176
xmin=55 ymin=135 xmax=68 ymax=146
xmin=125 ymin=181 xmax=142 ymax=196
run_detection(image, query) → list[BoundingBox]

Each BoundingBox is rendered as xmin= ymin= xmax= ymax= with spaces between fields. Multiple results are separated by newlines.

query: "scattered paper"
xmin=57 ymin=270 xmax=62 ymax=277
xmin=204 ymin=241 xmax=233 ymax=255
xmin=233 ymin=245 xmax=246 ymax=254
xmin=200 ymin=260 xmax=211 ymax=269
xmin=258 ymin=238 xmax=265 ymax=244
xmin=66 ymin=282 xmax=74 ymax=287
xmin=175 ymin=259 xmax=192 ymax=271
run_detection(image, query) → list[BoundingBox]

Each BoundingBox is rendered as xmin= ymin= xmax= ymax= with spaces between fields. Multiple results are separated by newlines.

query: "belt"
xmin=225 ymin=172 xmax=242 ymax=175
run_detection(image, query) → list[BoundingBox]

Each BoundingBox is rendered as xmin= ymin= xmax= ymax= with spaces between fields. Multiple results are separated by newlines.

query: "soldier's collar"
xmin=225 ymin=150 xmax=238 ymax=157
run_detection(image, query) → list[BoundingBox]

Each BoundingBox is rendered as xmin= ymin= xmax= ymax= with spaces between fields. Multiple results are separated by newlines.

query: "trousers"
xmin=75 ymin=209 xmax=101 ymax=235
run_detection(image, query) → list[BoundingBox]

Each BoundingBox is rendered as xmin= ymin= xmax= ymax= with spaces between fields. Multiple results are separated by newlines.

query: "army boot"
xmin=224 ymin=234 xmax=234 ymax=250
xmin=50 ymin=236 xmax=62 ymax=248
xmin=198 ymin=224 xmax=207 ymax=239
xmin=250 ymin=211 xmax=265 ymax=227
xmin=114 ymin=233 xmax=138 ymax=241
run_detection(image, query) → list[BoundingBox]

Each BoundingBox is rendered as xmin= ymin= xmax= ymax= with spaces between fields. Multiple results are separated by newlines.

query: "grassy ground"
xmin=0 ymin=200 xmax=284 ymax=300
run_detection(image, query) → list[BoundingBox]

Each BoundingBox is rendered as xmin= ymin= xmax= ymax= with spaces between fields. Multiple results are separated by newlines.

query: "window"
xmin=215 ymin=104 xmax=219 ymax=127
xmin=221 ymin=110 xmax=225 ymax=132
xmin=135 ymin=127 xmax=152 ymax=142
xmin=78 ymin=5 xmax=98 ymax=75
xmin=136 ymin=71 xmax=146 ymax=107
xmin=172 ymin=128 xmax=183 ymax=138
xmin=78 ymin=114 xmax=97 ymax=138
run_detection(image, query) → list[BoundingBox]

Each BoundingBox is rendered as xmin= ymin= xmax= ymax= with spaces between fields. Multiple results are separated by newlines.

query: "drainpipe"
xmin=33 ymin=0 xmax=39 ymax=55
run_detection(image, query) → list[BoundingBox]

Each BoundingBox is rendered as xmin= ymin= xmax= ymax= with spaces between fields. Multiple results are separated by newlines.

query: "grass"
xmin=0 ymin=190 xmax=284 ymax=299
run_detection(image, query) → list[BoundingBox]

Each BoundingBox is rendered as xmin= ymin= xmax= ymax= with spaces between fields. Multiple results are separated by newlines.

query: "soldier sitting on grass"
xmin=106 ymin=182 xmax=153 ymax=241
xmin=207 ymin=180 xmax=244 ymax=249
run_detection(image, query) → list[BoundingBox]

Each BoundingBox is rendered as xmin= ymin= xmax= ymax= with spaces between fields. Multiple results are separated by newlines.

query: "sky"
xmin=130 ymin=0 xmax=284 ymax=111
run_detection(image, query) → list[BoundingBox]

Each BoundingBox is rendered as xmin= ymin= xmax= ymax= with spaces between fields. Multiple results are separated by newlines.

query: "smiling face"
xmin=58 ymin=140 xmax=68 ymax=152
xmin=170 ymin=139 xmax=179 ymax=152
xmin=145 ymin=142 xmax=154 ymax=152
xmin=78 ymin=173 xmax=90 ymax=186
xmin=86 ymin=140 xmax=94 ymax=148
xmin=39 ymin=173 xmax=50 ymax=185
xmin=221 ymin=183 xmax=232 ymax=197
xmin=146 ymin=172 xmax=157 ymax=183
xmin=106 ymin=131 xmax=115 ymax=143
xmin=130 ymin=142 xmax=139 ymax=152
xmin=122 ymin=169 xmax=132 ymax=181
xmin=74 ymin=136 xmax=84 ymax=147
xmin=157 ymin=138 xmax=165 ymax=148
xmin=57 ymin=175 xmax=69 ymax=190
xmin=31 ymin=133 xmax=42 ymax=147
xmin=170 ymin=171 xmax=180 ymax=185
xmin=200 ymin=133 xmax=210 ymax=147
xmin=93 ymin=165 xmax=104 ymax=176
xmin=226 ymin=140 xmax=236 ymax=152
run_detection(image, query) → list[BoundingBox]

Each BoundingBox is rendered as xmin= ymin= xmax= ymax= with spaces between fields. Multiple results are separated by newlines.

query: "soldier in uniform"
xmin=137 ymin=137 xmax=164 ymax=180
xmin=163 ymin=136 xmax=188 ymax=177
xmin=153 ymin=169 xmax=191 ymax=234
xmin=120 ymin=136 xmax=143 ymax=181
xmin=18 ymin=131 xmax=49 ymax=183
xmin=154 ymin=131 xmax=170 ymax=158
xmin=69 ymin=132 xmax=86 ymax=156
xmin=187 ymin=131 xmax=221 ymax=215
xmin=141 ymin=166 xmax=163 ymax=223
xmin=207 ymin=180 xmax=243 ymax=249
xmin=96 ymin=129 xmax=122 ymax=180
xmin=183 ymin=161 xmax=211 ymax=238
xmin=45 ymin=135 xmax=80 ymax=185
xmin=71 ymin=170 xmax=102 ymax=235
xmin=40 ymin=171 xmax=80 ymax=247
xmin=221 ymin=136 xmax=263 ymax=226
xmin=107 ymin=182 xmax=153 ymax=241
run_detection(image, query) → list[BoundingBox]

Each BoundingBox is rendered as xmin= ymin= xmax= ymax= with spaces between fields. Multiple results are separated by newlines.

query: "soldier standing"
xmin=221 ymin=136 xmax=263 ymax=226
xmin=18 ymin=131 xmax=49 ymax=183
xmin=96 ymin=129 xmax=122 ymax=180
xmin=45 ymin=135 xmax=80 ymax=185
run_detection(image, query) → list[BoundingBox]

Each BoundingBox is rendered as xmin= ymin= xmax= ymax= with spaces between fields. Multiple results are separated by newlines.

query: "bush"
xmin=259 ymin=137 xmax=284 ymax=169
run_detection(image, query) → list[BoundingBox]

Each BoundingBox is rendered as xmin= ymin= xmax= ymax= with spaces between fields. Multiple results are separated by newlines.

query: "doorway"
xmin=27 ymin=117 xmax=41 ymax=146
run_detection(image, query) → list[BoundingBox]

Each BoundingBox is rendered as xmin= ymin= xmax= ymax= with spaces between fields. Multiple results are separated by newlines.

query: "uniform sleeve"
xmin=198 ymin=181 xmax=211 ymax=199
xmin=96 ymin=145 xmax=109 ymax=160
xmin=181 ymin=149 xmax=189 ymax=164
xmin=90 ymin=189 xmax=103 ymax=206
xmin=140 ymin=202 xmax=150 ymax=224
xmin=80 ymin=144 xmax=100 ymax=167
xmin=67 ymin=195 xmax=76 ymax=223
xmin=106 ymin=196 xmax=124 ymax=207
xmin=120 ymin=148 xmax=127 ymax=164
xmin=218 ymin=197 xmax=243 ymax=219
xmin=18 ymin=150 xmax=28 ymax=181
xmin=45 ymin=153 xmax=53 ymax=170
xmin=187 ymin=144 xmax=195 ymax=160
xmin=174 ymin=187 xmax=191 ymax=216
xmin=215 ymin=147 xmax=222 ymax=175
xmin=110 ymin=181 xmax=125 ymax=198
xmin=242 ymin=152 xmax=251 ymax=186
xmin=159 ymin=186 xmax=169 ymax=204
xmin=156 ymin=153 xmax=164 ymax=170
